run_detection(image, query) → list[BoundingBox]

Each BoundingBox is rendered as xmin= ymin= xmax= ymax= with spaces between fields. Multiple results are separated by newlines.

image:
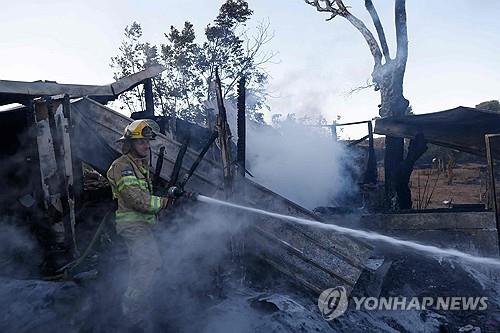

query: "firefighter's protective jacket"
xmin=107 ymin=153 xmax=168 ymax=224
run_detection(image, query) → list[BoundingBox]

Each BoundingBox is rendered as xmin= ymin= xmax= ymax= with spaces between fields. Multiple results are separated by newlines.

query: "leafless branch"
xmin=223 ymin=19 xmax=277 ymax=98
xmin=348 ymin=79 xmax=376 ymax=95
xmin=365 ymin=0 xmax=390 ymax=61
xmin=305 ymin=0 xmax=383 ymax=66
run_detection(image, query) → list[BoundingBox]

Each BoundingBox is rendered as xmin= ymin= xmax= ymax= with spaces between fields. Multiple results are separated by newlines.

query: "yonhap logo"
xmin=318 ymin=286 xmax=489 ymax=321
xmin=317 ymin=286 xmax=349 ymax=320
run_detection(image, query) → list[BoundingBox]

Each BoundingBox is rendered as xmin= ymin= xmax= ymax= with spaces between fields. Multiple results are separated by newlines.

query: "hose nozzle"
xmin=167 ymin=186 xmax=198 ymax=201
xmin=167 ymin=186 xmax=183 ymax=198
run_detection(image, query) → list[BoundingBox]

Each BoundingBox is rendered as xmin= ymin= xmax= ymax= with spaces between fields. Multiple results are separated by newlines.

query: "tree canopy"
xmin=110 ymin=0 xmax=274 ymax=125
xmin=476 ymin=100 xmax=500 ymax=113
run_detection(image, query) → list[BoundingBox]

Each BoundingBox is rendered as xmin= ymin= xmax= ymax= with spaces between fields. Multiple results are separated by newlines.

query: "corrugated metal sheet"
xmin=374 ymin=106 xmax=500 ymax=158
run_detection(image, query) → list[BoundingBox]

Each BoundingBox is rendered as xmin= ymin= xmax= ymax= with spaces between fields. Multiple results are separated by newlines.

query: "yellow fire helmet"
xmin=117 ymin=119 xmax=160 ymax=142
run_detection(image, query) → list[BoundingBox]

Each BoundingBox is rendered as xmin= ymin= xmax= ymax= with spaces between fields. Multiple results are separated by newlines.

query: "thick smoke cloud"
xmin=212 ymin=99 xmax=358 ymax=210
xmin=247 ymin=118 xmax=356 ymax=209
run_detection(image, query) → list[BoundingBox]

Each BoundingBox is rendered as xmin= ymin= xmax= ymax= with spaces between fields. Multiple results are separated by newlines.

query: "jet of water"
xmin=197 ymin=195 xmax=500 ymax=268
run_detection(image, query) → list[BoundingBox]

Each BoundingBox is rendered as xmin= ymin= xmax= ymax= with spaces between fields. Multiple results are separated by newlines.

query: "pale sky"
xmin=1 ymin=0 xmax=499 ymax=138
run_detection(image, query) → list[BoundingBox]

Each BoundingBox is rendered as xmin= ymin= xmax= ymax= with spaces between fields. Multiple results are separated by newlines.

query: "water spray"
xmin=195 ymin=195 xmax=500 ymax=268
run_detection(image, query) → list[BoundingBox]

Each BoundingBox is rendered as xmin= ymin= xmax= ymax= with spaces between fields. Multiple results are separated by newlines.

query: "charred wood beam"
xmin=395 ymin=132 xmax=428 ymax=209
xmin=237 ymin=76 xmax=246 ymax=178
xmin=153 ymin=146 xmax=165 ymax=190
xmin=214 ymin=68 xmax=234 ymax=196
xmin=179 ymin=131 xmax=219 ymax=189
xmin=363 ymin=121 xmax=377 ymax=184
xmin=45 ymin=97 xmax=77 ymax=258
xmin=144 ymin=78 xmax=155 ymax=117
xmin=347 ymin=134 xmax=370 ymax=147
xmin=384 ymin=137 xmax=405 ymax=209
xmin=168 ymin=138 xmax=190 ymax=188
xmin=336 ymin=120 xmax=372 ymax=127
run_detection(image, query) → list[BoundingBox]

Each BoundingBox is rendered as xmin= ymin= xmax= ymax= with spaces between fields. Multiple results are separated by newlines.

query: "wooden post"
xmin=237 ymin=76 xmax=246 ymax=179
xmin=364 ymin=121 xmax=377 ymax=184
xmin=214 ymin=68 xmax=234 ymax=197
xmin=62 ymin=95 xmax=78 ymax=256
xmin=144 ymin=78 xmax=154 ymax=117
xmin=485 ymin=134 xmax=499 ymax=253
xmin=46 ymin=97 xmax=77 ymax=258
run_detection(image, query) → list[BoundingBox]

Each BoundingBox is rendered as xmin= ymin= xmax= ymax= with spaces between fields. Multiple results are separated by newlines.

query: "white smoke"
xmin=211 ymin=99 xmax=357 ymax=210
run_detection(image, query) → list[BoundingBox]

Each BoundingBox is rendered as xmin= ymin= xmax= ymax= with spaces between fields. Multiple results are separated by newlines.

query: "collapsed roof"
xmin=0 ymin=65 xmax=165 ymax=106
xmin=374 ymin=106 xmax=500 ymax=159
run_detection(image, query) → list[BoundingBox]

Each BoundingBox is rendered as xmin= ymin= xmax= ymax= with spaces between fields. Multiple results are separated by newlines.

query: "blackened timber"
xmin=336 ymin=120 xmax=372 ymax=126
xmin=168 ymin=138 xmax=189 ymax=188
xmin=374 ymin=107 xmax=500 ymax=159
xmin=179 ymin=131 xmax=218 ymax=189
xmin=214 ymin=68 xmax=234 ymax=196
xmin=237 ymin=76 xmax=246 ymax=178
xmin=153 ymin=146 xmax=165 ymax=190
xmin=347 ymin=134 xmax=370 ymax=147
xmin=144 ymin=78 xmax=154 ymax=117
xmin=46 ymin=97 xmax=77 ymax=258
xmin=363 ymin=121 xmax=377 ymax=184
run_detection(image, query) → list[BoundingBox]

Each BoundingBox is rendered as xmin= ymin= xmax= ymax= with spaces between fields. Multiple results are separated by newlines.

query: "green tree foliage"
xmin=475 ymin=100 xmax=500 ymax=112
xmin=160 ymin=22 xmax=206 ymax=124
xmin=110 ymin=0 xmax=274 ymax=125
xmin=110 ymin=22 xmax=149 ymax=112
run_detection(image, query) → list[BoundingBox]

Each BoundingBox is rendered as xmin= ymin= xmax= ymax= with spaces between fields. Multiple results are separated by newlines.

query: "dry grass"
xmin=409 ymin=163 xmax=488 ymax=208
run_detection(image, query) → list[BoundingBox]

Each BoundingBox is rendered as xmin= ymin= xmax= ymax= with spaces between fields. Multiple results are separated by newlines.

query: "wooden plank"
xmin=0 ymin=80 xmax=113 ymax=98
xmin=111 ymin=65 xmax=165 ymax=95
xmin=0 ymin=65 xmax=165 ymax=106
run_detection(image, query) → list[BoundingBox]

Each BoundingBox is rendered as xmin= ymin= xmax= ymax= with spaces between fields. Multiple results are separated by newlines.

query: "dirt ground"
xmin=376 ymin=163 xmax=492 ymax=209
xmin=409 ymin=163 xmax=490 ymax=209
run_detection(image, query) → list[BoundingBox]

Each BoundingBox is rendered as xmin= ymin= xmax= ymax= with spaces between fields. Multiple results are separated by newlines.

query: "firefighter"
xmin=106 ymin=119 xmax=175 ymax=329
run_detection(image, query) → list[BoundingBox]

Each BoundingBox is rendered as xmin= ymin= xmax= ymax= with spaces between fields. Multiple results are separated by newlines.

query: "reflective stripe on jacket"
xmin=106 ymin=154 xmax=166 ymax=224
